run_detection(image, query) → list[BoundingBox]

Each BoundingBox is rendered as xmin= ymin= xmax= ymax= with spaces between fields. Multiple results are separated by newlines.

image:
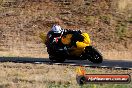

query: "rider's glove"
xmin=78 ymin=30 xmax=82 ymax=34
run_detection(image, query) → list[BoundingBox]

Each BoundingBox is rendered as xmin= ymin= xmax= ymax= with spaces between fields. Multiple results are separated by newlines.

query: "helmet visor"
xmin=52 ymin=33 xmax=61 ymax=37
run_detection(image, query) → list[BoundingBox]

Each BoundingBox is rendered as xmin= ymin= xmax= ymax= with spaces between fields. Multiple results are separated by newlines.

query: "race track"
xmin=0 ymin=57 xmax=132 ymax=70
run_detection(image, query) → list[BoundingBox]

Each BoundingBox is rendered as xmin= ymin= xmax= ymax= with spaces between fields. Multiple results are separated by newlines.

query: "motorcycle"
xmin=44 ymin=32 xmax=103 ymax=64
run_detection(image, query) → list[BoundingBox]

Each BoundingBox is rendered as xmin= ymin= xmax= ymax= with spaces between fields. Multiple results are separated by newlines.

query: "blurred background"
xmin=0 ymin=0 xmax=131 ymax=59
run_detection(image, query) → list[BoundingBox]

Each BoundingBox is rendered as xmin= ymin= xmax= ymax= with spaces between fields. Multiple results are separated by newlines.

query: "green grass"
xmin=46 ymin=83 xmax=132 ymax=88
xmin=47 ymin=83 xmax=71 ymax=88
xmin=116 ymin=21 xmax=127 ymax=38
xmin=39 ymin=32 xmax=47 ymax=44
xmin=86 ymin=16 xmax=95 ymax=26
xmin=83 ymin=84 xmax=131 ymax=88
xmin=0 ymin=62 xmax=131 ymax=88
xmin=100 ymin=15 xmax=111 ymax=25
xmin=127 ymin=16 xmax=132 ymax=23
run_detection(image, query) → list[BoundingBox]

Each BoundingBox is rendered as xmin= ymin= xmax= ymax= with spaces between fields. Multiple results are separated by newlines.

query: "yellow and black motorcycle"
xmin=43 ymin=32 xmax=103 ymax=63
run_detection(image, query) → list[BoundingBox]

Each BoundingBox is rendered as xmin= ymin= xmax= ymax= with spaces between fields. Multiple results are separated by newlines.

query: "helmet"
xmin=51 ymin=25 xmax=62 ymax=33
xmin=50 ymin=25 xmax=62 ymax=37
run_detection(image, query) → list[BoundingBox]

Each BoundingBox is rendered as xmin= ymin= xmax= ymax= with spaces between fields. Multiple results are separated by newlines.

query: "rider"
xmin=45 ymin=24 xmax=63 ymax=50
xmin=45 ymin=24 xmax=83 ymax=54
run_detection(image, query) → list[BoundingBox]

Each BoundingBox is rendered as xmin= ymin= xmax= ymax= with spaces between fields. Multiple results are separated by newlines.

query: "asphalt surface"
xmin=0 ymin=57 xmax=132 ymax=70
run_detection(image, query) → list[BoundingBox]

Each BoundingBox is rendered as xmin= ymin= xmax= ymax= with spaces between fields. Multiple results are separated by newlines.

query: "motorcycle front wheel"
xmin=84 ymin=46 xmax=103 ymax=64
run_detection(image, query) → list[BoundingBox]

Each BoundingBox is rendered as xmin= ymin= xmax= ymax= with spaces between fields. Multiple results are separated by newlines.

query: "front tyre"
xmin=85 ymin=46 xmax=103 ymax=64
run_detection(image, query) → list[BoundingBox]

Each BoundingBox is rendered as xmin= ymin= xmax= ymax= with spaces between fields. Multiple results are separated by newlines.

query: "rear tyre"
xmin=85 ymin=46 xmax=103 ymax=64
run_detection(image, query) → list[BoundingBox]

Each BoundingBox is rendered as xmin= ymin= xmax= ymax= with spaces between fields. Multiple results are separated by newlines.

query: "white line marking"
xmin=35 ymin=62 xmax=131 ymax=70
xmin=101 ymin=66 xmax=109 ymax=68
xmin=114 ymin=67 xmax=122 ymax=69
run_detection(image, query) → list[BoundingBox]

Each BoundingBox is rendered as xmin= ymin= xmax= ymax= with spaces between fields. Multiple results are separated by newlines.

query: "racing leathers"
xmin=45 ymin=29 xmax=83 ymax=56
